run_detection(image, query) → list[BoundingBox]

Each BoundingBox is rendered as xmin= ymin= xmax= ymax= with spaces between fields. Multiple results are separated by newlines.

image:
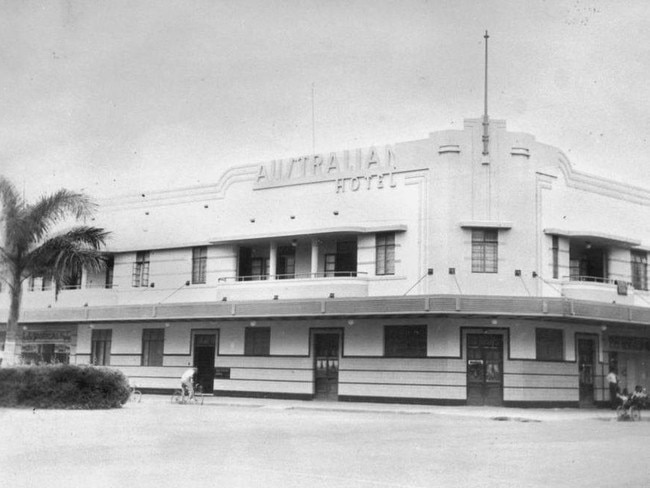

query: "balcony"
xmin=18 ymin=284 xmax=120 ymax=310
xmin=561 ymin=276 xmax=636 ymax=306
xmin=216 ymin=272 xmax=369 ymax=301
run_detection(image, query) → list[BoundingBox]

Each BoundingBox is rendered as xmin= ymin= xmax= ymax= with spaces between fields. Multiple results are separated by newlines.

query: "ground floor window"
xmin=535 ymin=328 xmax=564 ymax=361
xmin=384 ymin=325 xmax=427 ymax=357
xmin=141 ymin=329 xmax=164 ymax=366
xmin=245 ymin=327 xmax=271 ymax=356
xmin=91 ymin=329 xmax=112 ymax=365
xmin=21 ymin=344 xmax=70 ymax=364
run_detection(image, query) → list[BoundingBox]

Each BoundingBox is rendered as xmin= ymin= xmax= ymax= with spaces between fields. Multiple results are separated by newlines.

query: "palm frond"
xmin=23 ymin=190 xmax=97 ymax=245
xmin=25 ymin=226 xmax=111 ymax=280
xmin=0 ymin=177 xmax=25 ymax=247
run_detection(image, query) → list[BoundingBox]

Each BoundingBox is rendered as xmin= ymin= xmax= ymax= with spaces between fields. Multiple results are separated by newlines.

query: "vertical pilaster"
xmin=269 ymin=241 xmax=277 ymax=280
xmin=311 ymin=238 xmax=319 ymax=277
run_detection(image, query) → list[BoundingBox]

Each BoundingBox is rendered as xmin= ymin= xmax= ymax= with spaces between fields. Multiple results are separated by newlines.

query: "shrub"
xmin=0 ymin=364 xmax=131 ymax=409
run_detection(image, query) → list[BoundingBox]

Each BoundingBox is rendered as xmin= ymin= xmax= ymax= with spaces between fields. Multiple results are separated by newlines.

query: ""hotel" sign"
xmin=255 ymin=145 xmax=397 ymax=192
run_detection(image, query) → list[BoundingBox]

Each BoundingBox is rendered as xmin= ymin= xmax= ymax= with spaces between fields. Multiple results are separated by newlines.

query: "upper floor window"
xmin=104 ymin=256 xmax=114 ymax=289
xmin=244 ymin=327 xmax=271 ymax=356
xmin=472 ymin=229 xmax=498 ymax=273
xmin=65 ymin=269 xmax=82 ymax=290
xmin=192 ymin=247 xmax=207 ymax=284
xmin=384 ymin=325 xmax=427 ymax=358
xmin=376 ymin=232 xmax=396 ymax=276
xmin=277 ymin=246 xmax=296 ymax=279
xmin=141 ymin=329 xmax=164 ymax=366
xmin=238 ymin=246 xmax=269 ymax=281
xmin=632 ymin=251 xmax=648 ymax=291
xmin=324 ymin=254 xmax=336 ymax=277
xmin=535 ymin=328 xmax=564 ymax=361
xmin=250 ymin=257 xmax=269 ymax=280
xmin=41 ymin=273 xmax=53 ymax=291
xmin=132 ymin=251 xmax=150 ymax=287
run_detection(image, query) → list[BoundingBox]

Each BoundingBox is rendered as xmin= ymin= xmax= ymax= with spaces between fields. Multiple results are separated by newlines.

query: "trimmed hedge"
xmin=0 ymin=364 xmax=131 ymax=409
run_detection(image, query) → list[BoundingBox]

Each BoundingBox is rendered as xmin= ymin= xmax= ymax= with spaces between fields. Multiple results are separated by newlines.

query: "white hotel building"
xmin=2 ymin=117 xmax=650 ymax=407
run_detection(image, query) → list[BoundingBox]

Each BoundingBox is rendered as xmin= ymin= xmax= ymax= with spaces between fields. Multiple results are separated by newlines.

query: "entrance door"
xmin=466 ymin=334 xmax=504 ymax=406
xmin=314 ymin=333 xmax=340 ymax=401
xmin=193 ymin=333 xmax=217 ymax=394
xmin=578 ymin=337 xmax=596 ymax=407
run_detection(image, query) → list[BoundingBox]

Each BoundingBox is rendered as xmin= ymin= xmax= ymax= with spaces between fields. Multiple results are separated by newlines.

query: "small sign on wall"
xmin=214 ymin=367 xmax=230 ymax=379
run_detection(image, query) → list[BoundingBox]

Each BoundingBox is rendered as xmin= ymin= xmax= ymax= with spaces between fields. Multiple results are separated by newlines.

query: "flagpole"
xmin=311 ymin=83 xmax=316 ymax=156
xmin=482 ymin=30 xmax=490 ymax=157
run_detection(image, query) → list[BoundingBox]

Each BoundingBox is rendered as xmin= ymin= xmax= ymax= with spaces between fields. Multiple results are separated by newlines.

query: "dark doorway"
xmin=466 ymin=333 xmax=504 ymax=406
xmin=314 ymin=332 xmax=340 ymax=401
xmin=335 ymin=241 xmax=357 ymax=276
xmin=570 ymin=244 xmax=607 ymax=281
xmin=578 ymin=337 xmax=596 ymax=407
xmin=193 ymin=333 xmax=217 ymax=394
xmin=276 ymin=246 xmax=296 ymax=279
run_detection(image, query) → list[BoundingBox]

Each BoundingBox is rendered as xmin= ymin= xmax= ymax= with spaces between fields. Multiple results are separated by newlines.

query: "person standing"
xmin=606 ymin=369 xmax=619 ymax=408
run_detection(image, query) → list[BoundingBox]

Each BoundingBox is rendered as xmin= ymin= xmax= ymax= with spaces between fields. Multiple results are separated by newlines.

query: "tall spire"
xmin=482 ymin=30 xmax=490 ymax=157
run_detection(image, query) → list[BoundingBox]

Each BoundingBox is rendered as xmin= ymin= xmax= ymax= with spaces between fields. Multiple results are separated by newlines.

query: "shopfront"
xmin=21 ymin=326 xmax=75 ymax=364
xmin=607 ymin=334 xmax=650 ymax=394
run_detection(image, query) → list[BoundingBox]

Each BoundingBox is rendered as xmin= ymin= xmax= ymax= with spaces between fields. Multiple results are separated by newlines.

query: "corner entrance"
xmin=193 ymin=333 xmax=217 ymax=394
xmin=577 ymin=336 xmax=597 ymax=407
xmin=313 ymin=332 xmax=340 ymax=401
xmin=466 ymin=333 xmax=504 ymax=406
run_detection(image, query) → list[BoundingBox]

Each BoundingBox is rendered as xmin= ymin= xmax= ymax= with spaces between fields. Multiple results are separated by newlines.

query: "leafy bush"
xmin=0 ymin=364 xmax=131 ymax=409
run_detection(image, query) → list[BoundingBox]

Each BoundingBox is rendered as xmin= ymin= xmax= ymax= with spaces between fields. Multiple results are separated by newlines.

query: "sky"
xmin=1 ymin=0 xmax=650 ymax=202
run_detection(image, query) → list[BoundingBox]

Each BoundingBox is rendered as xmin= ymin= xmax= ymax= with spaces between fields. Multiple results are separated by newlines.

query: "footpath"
xmin=144 ymin=393 xmax=624 ymax=422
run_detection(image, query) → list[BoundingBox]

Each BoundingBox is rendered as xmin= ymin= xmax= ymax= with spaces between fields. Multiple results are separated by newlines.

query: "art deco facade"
xmin=2 ymin=117 xmax=649 ymax=407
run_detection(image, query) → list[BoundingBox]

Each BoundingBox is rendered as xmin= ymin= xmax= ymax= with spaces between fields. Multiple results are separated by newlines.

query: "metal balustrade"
xmin=219 ymin=271 xmax=367 ymax=282
xmin=564 ymin=275 xmax=627 ymax=285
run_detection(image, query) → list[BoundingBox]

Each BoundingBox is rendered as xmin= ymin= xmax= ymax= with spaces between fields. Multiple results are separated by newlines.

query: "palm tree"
xmin=0 ymin=177 xmax=109 ymax=365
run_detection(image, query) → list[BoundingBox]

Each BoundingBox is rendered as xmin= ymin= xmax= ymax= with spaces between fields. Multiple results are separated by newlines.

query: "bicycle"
xmin=171 ymin=383 xmax=204 ymax=405
xmin=130 ymin=386 xmax=142 ymax=403
xmin=616 ymin=393 xmax=643 ymax=421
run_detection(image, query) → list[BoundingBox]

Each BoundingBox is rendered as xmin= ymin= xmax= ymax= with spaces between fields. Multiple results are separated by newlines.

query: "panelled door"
xmin=314 ymin=333 xmax=340 ymax=401
xmin=578 ymin=337 xmax=596 ymax=407
xmin=466 ymin=334 xmax=504 ymax=406
xmin=193 ymin=333 xmax=217 ymax=394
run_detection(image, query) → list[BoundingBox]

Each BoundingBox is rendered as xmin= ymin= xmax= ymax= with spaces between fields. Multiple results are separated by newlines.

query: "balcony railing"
xmin=56 ymin=284 xmax=118 ymax=291
xmin=219 ymin=271 xmax=366 ymax=283
xmin=565 ymin=275 xmax=618 ymax=284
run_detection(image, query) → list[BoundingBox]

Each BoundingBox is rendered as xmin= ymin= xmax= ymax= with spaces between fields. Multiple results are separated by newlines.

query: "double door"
xmin=193 ymin=333 xmax=217 ymax=394
xmin=314 ymin=333 xmax=340 ymax=401
xmin=466 ymin=334 xmax=504 ymax=406
xmin=577 ymin=337 xmax=596 ymax=407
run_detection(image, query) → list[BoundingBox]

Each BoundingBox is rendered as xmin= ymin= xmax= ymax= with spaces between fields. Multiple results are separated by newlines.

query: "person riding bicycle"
xmin=180 ymin=367 xmax=197 ymax=402
xmin=630 ymin=385 xmax=648 ymax=408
